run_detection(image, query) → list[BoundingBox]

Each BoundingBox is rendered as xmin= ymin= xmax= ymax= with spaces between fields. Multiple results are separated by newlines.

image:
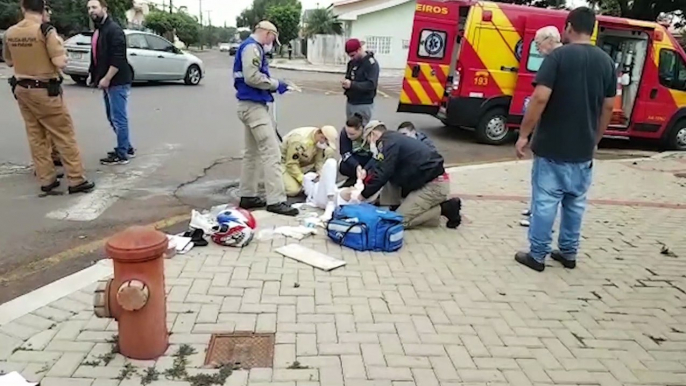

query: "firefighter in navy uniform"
xmin=233 ymin=20 xmax=298 ymax=217
xmin=354 ymin=121 xmax=462 ymax=229
xmin=3 ymin=0 xmax=95 ymax=194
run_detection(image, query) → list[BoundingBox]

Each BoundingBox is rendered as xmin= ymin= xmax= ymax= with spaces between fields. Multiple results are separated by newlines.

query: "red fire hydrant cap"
xmin=106 ymin=226 xmax=169 ymax=263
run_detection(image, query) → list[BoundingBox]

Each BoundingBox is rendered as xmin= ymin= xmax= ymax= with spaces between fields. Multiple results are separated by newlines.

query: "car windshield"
xmin=65 ymin=33 xmax=92 ymax=46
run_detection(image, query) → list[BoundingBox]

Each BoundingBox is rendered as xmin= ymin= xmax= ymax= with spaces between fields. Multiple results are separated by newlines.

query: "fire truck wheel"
xmin=475 ymin=108 xmax=513 ymax=145
xmin=665 ymin=119 xmax=686 ymax=151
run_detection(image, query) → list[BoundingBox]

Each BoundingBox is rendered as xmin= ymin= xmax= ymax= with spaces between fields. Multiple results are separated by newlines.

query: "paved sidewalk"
xmin=1 ymin=154 xmax=685 ymax=386
xmin=271 ymin=59 xmax=404 ymax=78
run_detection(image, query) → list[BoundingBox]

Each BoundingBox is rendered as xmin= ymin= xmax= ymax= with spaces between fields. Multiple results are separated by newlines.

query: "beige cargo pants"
xmin=237 ymin=101 xmax=287 ymax=205
xmin=15 ymin=87 xmax=87 ymax=187
xmin=380 ymin=179 xmax=449 ymax=229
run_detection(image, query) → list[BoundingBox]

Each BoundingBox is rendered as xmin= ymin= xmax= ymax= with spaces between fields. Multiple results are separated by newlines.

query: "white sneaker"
xmin=519 ymin=219 xmax=530 ymax=227
xmin=521 ymin=209 xmax=532 ymax=216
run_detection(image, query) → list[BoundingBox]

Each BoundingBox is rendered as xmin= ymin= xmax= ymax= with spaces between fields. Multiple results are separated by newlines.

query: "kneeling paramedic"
xmin=353 ymin=121 xmax=462 ymax=229
xmin=282 ymin=126 xmax=339 ymax=196
xmin=3 ymin=0 xmax=94 ymax=194
xmin=234 ymin=20 xmax=297 ymax=217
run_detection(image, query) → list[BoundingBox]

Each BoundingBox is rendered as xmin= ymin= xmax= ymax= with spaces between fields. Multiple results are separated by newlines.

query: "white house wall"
xmin=349 ymin=0 xmax=415 ymax=69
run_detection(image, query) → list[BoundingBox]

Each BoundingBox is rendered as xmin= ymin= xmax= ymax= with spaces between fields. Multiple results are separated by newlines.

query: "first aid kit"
xmin=326 ymin=203 xmax=404 ymax=252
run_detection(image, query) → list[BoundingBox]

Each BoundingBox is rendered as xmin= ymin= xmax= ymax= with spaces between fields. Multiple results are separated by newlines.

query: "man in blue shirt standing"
xmin=234 ymin=21 xmax=298 ymax=216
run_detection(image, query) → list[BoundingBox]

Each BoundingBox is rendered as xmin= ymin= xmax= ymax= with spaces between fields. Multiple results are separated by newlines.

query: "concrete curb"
xmin=0 ymin=260 xmax=113 ymax=327
xmin=443 ymin=151 xmax=674 ymax=174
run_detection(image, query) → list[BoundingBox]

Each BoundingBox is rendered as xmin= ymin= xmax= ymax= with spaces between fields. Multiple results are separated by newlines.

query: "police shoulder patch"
xmin=376 ymin=153 xmax=385 ymax=161
xmin=369 ymin=58 xmax=376 ymax=65
xmin=252 ymin=57 xmax=261 ymax=67
xmin=292 ymin=154 xmax=299 ymax=160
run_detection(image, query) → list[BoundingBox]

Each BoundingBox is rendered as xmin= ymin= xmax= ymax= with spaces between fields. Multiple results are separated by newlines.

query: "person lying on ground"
xmin=281 ymin=126 xmax=339 ymax=197
xmin=353 ymin=121 xmax=462 ymax=229
xmin=302 ymin=158 xmax=373 ymax=220
xmin=339 ymin=113 xmax=374 ymax=187
xmin=397 ymin=121 xmax=437 ymax=152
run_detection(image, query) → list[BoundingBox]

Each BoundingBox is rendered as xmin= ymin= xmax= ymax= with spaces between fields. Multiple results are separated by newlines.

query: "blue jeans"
xmin=529 ymin=156 xmax=593 ymax=263
xmin=103 ymin=84 xmax=132 ymax=159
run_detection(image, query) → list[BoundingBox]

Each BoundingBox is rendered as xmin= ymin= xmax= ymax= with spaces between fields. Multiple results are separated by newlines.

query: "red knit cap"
xmin=345 ymin=38 xmax=362 ymax=54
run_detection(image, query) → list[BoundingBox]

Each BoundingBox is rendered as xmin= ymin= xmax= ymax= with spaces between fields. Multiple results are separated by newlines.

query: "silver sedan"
xmin=63 ymin=29 xmax=205 ymax=86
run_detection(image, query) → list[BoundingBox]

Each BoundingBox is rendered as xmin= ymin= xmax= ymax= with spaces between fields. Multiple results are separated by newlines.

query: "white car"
xmin=63 ymin=30 xmax=205 ymax=86
xmin=219 ymin=43 xmax=231 ymax=52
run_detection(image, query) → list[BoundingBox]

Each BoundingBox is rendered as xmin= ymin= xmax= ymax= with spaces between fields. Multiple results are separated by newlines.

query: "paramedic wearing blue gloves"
xmin=354 ymin=121 xmax=462 ymax=229
xmin=234 ymin=20 xmax=298 ymax=217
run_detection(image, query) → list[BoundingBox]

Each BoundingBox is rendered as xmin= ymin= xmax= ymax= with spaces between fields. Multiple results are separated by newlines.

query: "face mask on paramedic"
xmin=316 ymin=142 xmax=328 ymax=150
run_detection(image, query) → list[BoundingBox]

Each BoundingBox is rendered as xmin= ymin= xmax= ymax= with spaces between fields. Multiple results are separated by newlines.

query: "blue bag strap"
xmin=326 ymin=220 xmax=368 ymax=246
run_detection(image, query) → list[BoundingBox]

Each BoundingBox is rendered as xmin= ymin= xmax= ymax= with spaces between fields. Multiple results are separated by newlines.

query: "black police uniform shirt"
xmin=344 ymin=52 xmax=380 ymax=106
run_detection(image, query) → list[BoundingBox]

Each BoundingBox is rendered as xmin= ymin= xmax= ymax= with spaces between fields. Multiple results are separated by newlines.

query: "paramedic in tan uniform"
xmin=234 ymin=21 xmax=297 ymax=216
xmin=281 ymin=125 xmax=339 ymax=196
xmin=3 ymin=0 xmax=95 ymax=194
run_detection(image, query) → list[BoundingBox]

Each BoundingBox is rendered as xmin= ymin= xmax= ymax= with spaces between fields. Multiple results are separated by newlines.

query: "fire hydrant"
xmin=93 ymin=226 xmax=169 ymax=360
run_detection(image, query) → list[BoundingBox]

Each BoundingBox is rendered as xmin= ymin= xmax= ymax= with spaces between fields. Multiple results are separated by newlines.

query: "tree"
xmin=266 ymin=4 xmax=300 ymax=46
xmin=302 ymin=7 xmax=342 ymax=37
xmin=586 ymin=0 xmax=685 ymax=22
xmin=236 ymin=0 xmax=300 ymax=29
xmin=1 ymin=0 xmax=133 ymax=33
xmin=0 ymin=0 xmax=21 ymax=29
xmin=239 ymin=29 xmax=251 ymax=41
xmin=144 ymin=10 xmax=200 ymax=47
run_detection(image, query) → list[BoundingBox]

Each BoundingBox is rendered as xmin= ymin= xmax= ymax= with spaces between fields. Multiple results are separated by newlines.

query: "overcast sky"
xmin=161 ymin=0 xmax=590 ymax=27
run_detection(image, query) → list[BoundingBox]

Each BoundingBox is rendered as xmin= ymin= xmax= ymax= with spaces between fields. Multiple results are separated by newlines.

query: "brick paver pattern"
xmin=1 ymin=154 xmax=685 ymax=386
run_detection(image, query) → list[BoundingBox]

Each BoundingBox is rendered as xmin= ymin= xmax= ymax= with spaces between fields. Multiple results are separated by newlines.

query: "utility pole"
xmin=169 ymin=0 xmax=173 ymax=13
xmin=199 ymin=0 xmax=204 ymax=50
xmin=206 ymin=11 xmax=212 ymax=27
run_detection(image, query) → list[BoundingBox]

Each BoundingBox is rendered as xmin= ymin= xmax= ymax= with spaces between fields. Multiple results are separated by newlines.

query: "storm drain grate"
xmin=205 ymin=332 xmax=275 ymax=369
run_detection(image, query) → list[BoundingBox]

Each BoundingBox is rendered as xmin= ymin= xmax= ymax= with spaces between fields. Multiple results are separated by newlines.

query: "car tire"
xmin=184 ymin=64 xmax=201 ymax=86
xmin=664 ymin=119 xmax=686 ymax=151
xmin=71 ymin=75 xmax=87 ymax=85
xmin=475 ymin=108 xmax=514 ymax=145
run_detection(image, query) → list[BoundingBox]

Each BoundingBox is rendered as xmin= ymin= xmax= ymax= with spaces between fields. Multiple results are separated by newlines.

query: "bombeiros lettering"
xmin=416 ymin=4 xmax=449 ymax=15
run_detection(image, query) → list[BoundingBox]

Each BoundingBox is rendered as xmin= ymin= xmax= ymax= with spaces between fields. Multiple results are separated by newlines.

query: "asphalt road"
xmin=0 ymin=50 xmax=660 ymax=303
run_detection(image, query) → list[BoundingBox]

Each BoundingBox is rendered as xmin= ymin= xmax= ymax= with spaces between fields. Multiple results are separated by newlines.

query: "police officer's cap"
xmin=255 ymin=21 xmax=281 ymax=46
xmin=363 ymin=120 xmax=385 ymax=138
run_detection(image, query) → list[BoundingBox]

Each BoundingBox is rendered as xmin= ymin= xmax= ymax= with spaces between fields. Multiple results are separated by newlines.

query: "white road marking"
xmin=45 ymin=143 xmax=179 ymax=222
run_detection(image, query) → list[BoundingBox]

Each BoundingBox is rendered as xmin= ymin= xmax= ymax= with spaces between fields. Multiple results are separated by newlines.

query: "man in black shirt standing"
xmin=514 ymin=7 xmax=616 ymax=272
xmin=342 ymin=38 xmax=379 ymax=126
xmin=87 ymin=0 xmax=135 ymax=165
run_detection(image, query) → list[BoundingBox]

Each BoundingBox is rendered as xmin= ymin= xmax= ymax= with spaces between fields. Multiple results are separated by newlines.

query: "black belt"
xmin=16 ymin=79 xmax=52 ymax=89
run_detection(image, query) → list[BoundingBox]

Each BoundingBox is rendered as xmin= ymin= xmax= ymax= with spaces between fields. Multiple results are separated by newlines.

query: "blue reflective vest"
xmin=233 ymin=37 xmax=274 ymax=104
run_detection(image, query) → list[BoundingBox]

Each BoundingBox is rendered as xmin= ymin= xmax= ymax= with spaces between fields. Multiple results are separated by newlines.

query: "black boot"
xmin=68 ymin=181 xmax=95 ymax=194
xmin=267 ymin=202 xmax=299 ymax=217
xmin=240 ymin=197 xmax=267 ymax=210
xmin=514 ymin=251 xmax=545 ymax=272
xmin=41 ymin=180 xmax=60 ymax=193
xmin=440 ymin=198 xmax=462 ymax=229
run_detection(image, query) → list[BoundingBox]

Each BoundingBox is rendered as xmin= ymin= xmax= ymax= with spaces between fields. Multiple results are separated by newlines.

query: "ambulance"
xmin=398 ymin=0 xmax=686 ymax=150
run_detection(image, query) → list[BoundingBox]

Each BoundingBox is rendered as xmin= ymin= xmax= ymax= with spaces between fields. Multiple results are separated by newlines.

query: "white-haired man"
xmin=535 ymin=26 xmax=562 ymax=56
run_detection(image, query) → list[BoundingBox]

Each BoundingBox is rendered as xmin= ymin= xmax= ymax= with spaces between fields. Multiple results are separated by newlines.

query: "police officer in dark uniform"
xmin=354 ymin=121 xmax=462 ymax=229
xmin=3 ymin=0 xmax=95 ymax=194
xmin=233 ymin=20 xmax=297 ymax=216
